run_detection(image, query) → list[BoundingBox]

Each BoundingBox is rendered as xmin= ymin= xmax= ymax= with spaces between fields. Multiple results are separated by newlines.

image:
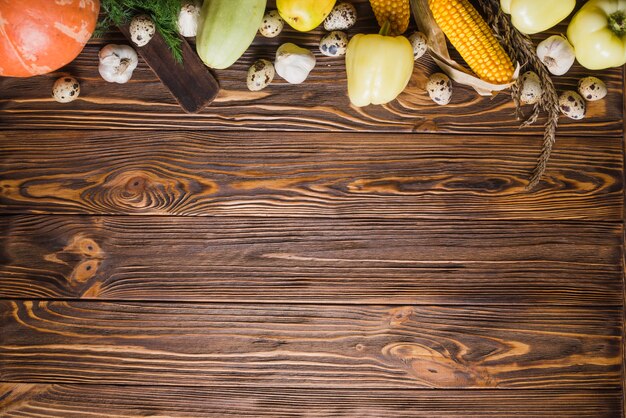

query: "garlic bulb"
xmin=98 ymin=44 xmax=139 ymax=84
xmin=274 ymin=43 xmax=316 ymax=84
xmin=177 ymin=1 xmax=201 ymax=37
xmin=536 ymin=35 xmax=575 ymax=76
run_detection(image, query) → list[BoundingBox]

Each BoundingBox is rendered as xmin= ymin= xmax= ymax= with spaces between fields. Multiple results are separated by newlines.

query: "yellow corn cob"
xmin=370 ymin=0 xmax=411 ymax=36
xmin=429 ymin=0 xmax=515 ymax=84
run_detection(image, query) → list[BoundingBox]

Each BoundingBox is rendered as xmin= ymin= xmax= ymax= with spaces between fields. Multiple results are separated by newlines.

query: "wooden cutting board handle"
xmin=119 ymin=24 xmax=220 ymax=114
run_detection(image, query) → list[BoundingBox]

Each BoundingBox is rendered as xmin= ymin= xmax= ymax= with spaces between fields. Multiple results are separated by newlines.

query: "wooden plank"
xmin=0 ymin=215 xmax=621 ymax=305
xmin=0 ymin=301 xmax=621 ymax=388
xmin=0 ymin=19 xmax=622 ymax=134
xmin=621 ymin=66 xmax=626 ymax=418
xmin=117 ymin=25 xmax=219 ymax=114
xmin=0 ymin=384 xmax=622 ymax=417
xmin=0 ymin=130 xmax=622 ymax=219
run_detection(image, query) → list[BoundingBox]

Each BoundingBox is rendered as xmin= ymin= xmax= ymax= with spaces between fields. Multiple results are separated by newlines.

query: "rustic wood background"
xmin=1 ymin=1 xmax=624 ymax=416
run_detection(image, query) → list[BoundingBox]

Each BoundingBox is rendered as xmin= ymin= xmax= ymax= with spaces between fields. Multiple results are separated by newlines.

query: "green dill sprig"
xmin=95 ymin=0 xmax=184 ymax=63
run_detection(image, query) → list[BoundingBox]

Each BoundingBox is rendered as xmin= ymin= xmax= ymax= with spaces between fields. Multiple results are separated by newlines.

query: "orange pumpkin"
xmin=0 ymin=0 xmax=100 ymax=77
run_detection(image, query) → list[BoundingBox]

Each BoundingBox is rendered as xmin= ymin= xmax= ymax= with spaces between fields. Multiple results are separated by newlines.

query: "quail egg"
xmin=259 ymin=10 xmax=284 ymax=38
xmin=130 ymin=14 xmax=156 ymax=47
xmin=319 ymin=31 xmax=348 ymax=57
xmin=408 ymin=32 xmax=428 ymax=60
xmin=426 ymin=73 xmax=452 ymax=105
xmin=558 ymin=90 xmax=586 ymax=120
xmin=52 ymin=76 xmax=80 ymax=103
xmin=323 ymin=2 xmax=357 ymax=31
xmin=247 ymin=59 xmax=275 ymax=91
xmin=519 ymin=71 xmax=542 ymax=105
xmin=578 ymin=76 xmax=607 ymax=102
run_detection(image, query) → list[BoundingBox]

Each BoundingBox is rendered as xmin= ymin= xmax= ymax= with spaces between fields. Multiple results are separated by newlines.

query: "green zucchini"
xmin=196 ymin=0 xmax=267 ymax=69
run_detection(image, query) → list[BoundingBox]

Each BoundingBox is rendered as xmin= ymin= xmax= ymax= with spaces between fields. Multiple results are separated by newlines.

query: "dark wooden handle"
xmin=118 ymin=24 xmax=219 ymax=114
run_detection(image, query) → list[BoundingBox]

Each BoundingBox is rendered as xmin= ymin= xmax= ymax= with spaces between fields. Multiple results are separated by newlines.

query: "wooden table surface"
xmin=1 ymin=2 xmax=625 ymax=417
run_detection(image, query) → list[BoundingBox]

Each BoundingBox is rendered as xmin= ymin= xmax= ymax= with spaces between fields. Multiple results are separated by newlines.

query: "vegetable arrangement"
xmin=1 ymin=0 xmax=623 ymax=187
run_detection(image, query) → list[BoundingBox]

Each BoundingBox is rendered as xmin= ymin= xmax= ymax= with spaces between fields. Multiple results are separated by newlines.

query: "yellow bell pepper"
xmin=345 ymin=22 xmax=414 ymax=107
xmin=500 ymin=0 xmax=575 ymax=34
xmin=567 ymin=0 xmax=626 ymax=70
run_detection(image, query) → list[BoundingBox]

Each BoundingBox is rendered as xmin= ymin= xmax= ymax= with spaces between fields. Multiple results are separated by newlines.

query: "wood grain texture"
xmin=0 ymin=384 xmax=622 ymax=418
xmin=0 ymin=215 xmax=622 ymax=305
xmin=0 ymin=130 xmax=622 ymax=219
xmin=0 ymin=9 xmax=622 ymax=134
xmin=621 ymin=66 xmax=626 ymax=417
xmin=0 ymin=301 xmax=621 ymax=388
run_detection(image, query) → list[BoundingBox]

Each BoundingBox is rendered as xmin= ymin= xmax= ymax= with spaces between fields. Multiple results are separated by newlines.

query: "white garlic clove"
xmin=323 ymin=2 xmax=357 ymax=31
xmin=558 ymin=90 xmax=586 ymax=120
xmin=536 ymin=35 xmax=575 ymax=76
xmin=130 ymin=14 xmax=156 ymax=47
xmin=259 ymin=10 xmax=284 ymax=38
xmin=177 ymin=1 xmax=201 ymax=37
xmin=319 ymin=31 xmax=348 ymax=57
xmin=52 ymin=76 xmax=80 ymax=103
xmin=274 ymin=43 xmax=316 ymax=84
xmin=519 ymin=71 xmax=542 ymax=105
xmin=426 ymin=73 xmax=452 ymax=105
xmin=578 ymin=76 xmax=607 ymax=102
xmin=98 ymin=44 xmax=139 ymax=84
xmin=408 ymin=32 xmax=428 ymax=61
xmin=247 ymin=59 xmax=275 ymax=91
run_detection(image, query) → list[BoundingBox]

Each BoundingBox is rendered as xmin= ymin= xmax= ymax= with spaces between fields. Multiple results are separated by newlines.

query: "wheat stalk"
xmin=477 ymin=0 xmax=560 ymax=190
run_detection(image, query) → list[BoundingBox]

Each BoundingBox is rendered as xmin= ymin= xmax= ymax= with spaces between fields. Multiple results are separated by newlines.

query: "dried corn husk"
xmin=410 ymin=0 xmax=519 ymax=96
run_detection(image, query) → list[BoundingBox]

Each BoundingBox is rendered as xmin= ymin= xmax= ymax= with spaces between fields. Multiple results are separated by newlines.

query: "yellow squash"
xmin=345 ymin=23 xmax=414 ymax=107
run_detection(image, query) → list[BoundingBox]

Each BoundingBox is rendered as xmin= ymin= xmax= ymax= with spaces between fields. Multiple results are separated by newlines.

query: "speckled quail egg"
xmin=578 ymin=76 xmax=607 ymax=102
xmin=559 ymin=90 xmax=586 ymax=120
xmin=319 ymin=31 xmax=348 ymax=57
xmin=247 ymin=59 xmax=275 ymax=91
xmin=519 ymin=71 xmax=542 ymax=105
xmin=52 ymin=76 xmax=80 ymax=103
xmin=408 ymin=32 xmax=428 ymax=60
xmin=323 ymin=2 xmax=357 ymax=31
xmin=130 ymin=14 xmax=156 ymax=47
xmin=259 ymin=10 xmax=284 ymax=38
xmin=426 ymin=73 xmax=452 ymax=105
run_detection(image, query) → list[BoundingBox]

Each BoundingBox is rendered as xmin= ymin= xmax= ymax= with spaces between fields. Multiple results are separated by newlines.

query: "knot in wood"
xmin=100 ymin=170 xmax=192 ymax=213
xmin=388 ymin=306 xmax=414 ymax=327
xmin=70 ymin=259 xmax=100 ymax=283
xmin=126 ymin=176 xmax=147 ymax=193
